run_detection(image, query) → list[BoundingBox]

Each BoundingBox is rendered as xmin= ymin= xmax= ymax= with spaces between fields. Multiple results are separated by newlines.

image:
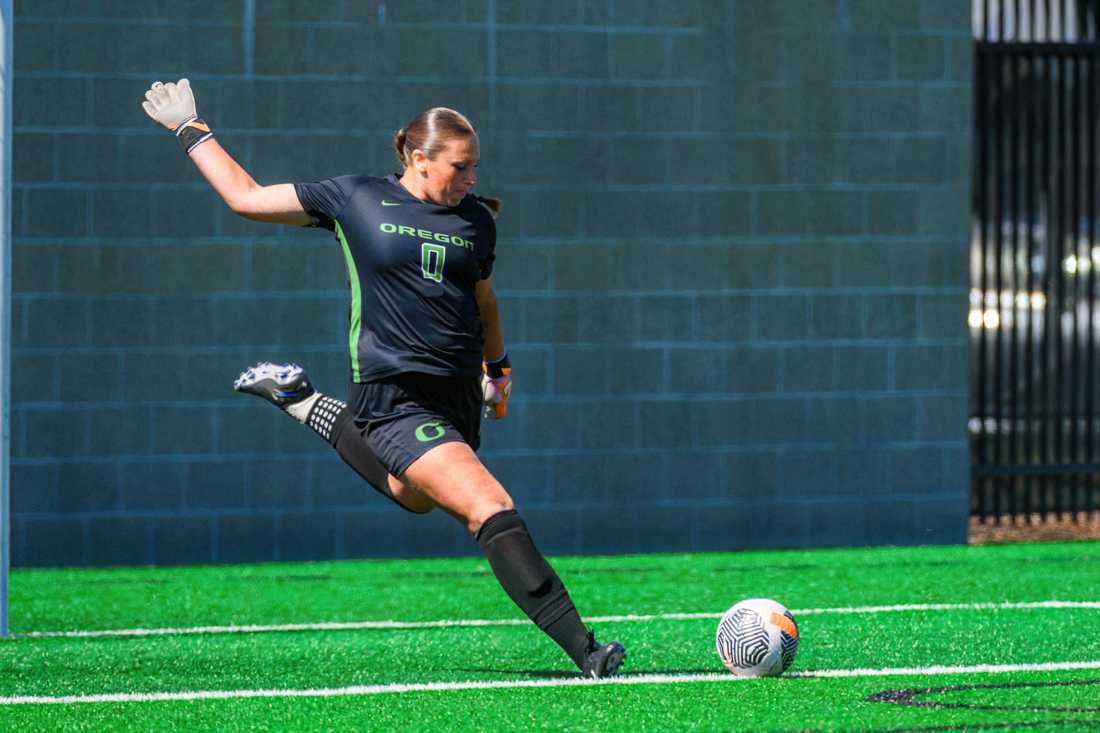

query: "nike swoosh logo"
xmin=381 ymin=200 xmax=401 ymax=206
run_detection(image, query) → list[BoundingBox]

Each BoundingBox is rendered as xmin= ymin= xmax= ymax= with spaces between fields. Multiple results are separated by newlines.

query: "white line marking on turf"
xmin=794 ymin=600 xmax=1100 ymax=616
xmin=3 ymin=660 xmax=1100 ymax=705
xmin=15 ymin=600 xmax=1100 ymax=640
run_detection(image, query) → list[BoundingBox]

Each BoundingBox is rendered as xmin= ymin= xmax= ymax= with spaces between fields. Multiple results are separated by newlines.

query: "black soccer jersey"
xmin=294 ymin=174 xmax=497 ymax=383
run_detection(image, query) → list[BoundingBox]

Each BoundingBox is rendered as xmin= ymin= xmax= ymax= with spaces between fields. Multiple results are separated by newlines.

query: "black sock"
xmin=305 ymin=395 xmax=347 ymax=444
xmin=476 ymin=509 xmax=591 ymax=668
xmin=305 ymin=398 xmax=416 ymax=512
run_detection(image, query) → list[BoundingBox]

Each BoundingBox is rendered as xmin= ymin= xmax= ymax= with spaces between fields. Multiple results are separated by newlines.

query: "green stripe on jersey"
xmin=334 ymin=222 xmax=363 ymax=382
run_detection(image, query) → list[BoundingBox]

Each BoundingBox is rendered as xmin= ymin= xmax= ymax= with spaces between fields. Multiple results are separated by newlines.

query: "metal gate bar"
xmin=971 ymin=13 xmax=1100 ymax=523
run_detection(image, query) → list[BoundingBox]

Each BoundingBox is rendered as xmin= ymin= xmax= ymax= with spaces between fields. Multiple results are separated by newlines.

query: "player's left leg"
xmin=400 ymin=442 xmax=626 ymax=678
xmin=233 ymin=362 xmax=433 ymax=514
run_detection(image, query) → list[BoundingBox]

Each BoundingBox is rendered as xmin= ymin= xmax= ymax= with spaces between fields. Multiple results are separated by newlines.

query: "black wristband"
xmin=174 ymin=117 xmax=214 ymax=154
xmin=485 ymin=352 xmax=511 ymax=378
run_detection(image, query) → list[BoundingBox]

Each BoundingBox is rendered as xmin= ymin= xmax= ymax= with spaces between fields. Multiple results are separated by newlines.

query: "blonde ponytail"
xmin=393 ymin=127 xmax=409 ymax=167
xmin=477 ymin=196 xmax=502 ymax=218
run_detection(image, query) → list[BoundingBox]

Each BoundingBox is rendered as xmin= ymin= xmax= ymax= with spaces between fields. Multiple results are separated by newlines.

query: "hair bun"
xmin=393 ymin=127 xmax=409 ymax=166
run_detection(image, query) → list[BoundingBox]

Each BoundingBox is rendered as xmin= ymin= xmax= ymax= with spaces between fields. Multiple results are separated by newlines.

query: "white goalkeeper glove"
xmin=481 ymin=353 xmax=512 ymax=420
xmin=141 ymin=78 xmax=213 ymax=153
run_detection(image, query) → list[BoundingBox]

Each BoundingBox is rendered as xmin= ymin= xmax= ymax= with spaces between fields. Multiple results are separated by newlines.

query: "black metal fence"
xmin=971 ymin=0 xmax=1100 ymax=523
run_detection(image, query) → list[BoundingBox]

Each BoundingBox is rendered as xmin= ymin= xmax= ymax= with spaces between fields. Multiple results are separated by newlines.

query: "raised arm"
xmin=142 ymin=79 xmax=311 ymax=226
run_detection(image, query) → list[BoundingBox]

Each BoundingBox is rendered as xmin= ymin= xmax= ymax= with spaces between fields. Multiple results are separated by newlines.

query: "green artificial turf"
xmin=1 ymin=541 xmax=1097 ymax=732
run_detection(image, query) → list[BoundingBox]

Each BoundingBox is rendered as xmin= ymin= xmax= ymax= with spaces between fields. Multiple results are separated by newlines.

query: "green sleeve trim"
xmin=334 ymin=222 xmax=363 ymax=382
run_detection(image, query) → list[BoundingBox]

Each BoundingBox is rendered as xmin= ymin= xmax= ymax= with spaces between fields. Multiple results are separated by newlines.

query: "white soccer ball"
xmin=715 ymin=598 xmax=800 ymax=677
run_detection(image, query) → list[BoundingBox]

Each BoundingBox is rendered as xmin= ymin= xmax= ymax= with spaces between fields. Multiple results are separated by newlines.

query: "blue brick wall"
xmin=11 ymin=0 xmax=972 ymax=566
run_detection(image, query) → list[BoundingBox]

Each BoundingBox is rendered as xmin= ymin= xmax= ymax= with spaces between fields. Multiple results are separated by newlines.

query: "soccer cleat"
xmin=233 ymin=362 xmax=316 ymax=408
xmin=580 ymin=632 xmax=626 ymax=679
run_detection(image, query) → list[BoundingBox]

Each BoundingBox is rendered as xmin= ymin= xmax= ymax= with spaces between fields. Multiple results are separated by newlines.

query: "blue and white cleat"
xmin=233 ymin=362 xmax=316 ymax=409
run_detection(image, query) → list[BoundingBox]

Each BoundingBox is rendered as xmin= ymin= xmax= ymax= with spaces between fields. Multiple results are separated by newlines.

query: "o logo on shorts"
xmin=415 ymin=420 xmax=446 ymax=443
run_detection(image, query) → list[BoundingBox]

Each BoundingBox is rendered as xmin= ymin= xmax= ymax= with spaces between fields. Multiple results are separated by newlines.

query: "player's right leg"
xmin=233 ymin=362 xmax=433 ymax=514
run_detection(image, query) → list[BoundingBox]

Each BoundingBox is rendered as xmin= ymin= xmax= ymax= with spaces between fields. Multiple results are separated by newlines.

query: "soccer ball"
xmin=715 ymin=598 xmax=799 ymax=677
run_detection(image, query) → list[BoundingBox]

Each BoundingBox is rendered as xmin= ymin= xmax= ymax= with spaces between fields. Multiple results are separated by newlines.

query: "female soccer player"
xmin=141 ymin=79 xmax=625 ymax=678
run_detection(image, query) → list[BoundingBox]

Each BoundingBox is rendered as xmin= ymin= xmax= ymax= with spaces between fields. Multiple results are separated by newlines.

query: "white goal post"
xmin=1 ymin=0 xmax=12 ymax=638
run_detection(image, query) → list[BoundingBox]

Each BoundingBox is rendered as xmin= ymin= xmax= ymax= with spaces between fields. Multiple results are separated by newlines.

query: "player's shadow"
xmin=453 ymin=668 xmax=577 ymax=679
xmin=453 ymin=667 xmax=719 ymax=678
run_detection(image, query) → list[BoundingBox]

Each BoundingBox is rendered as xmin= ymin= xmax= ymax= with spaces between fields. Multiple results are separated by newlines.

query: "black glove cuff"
xmin=174 ymin=117 xmax=214 ymax=154
xmin=485 ymin=352 xmax=511 ymax=378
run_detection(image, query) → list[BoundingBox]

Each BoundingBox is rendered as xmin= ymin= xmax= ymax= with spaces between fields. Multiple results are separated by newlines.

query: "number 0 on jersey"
xmin=421 ymin=242 xmax=446 ymax=282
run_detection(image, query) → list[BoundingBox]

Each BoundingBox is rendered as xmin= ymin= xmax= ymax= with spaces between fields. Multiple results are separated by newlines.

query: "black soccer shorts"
xmin=347 ymin=372 xmax=482 ymax=477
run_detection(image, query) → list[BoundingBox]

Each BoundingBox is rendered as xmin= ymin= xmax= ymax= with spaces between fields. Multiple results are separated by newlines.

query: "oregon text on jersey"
xmin=378 ymin=222 xmax=476 ymax=251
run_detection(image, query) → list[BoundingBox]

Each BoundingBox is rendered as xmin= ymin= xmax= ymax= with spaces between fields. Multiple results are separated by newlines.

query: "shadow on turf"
xmin=778 ymin=722 xmax=1100 ymax=732
xmin=453 ymin=668 xmax=577 ymax=679
xmin=453 ymin=668 xmax=718 ymax=679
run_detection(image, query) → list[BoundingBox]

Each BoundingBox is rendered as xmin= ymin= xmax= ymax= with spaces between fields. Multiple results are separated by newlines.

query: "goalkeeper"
xmin=142 ymin=80 xmax=625 ymax=678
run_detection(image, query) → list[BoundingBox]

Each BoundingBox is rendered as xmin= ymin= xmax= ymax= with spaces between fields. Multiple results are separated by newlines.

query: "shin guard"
xmin=476 ymin=509 xmax=590 ymax=667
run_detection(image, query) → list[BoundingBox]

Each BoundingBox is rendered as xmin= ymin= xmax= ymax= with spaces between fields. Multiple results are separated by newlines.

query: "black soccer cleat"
xmin=580 ymin=632 xmax=626 ymax=679
xmin=233 ymin=362 xmax=316 ymax=408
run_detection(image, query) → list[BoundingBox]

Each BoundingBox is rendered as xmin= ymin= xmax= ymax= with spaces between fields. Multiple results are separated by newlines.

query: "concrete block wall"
xmin=11 ymin=0 xmax=973 ymax=566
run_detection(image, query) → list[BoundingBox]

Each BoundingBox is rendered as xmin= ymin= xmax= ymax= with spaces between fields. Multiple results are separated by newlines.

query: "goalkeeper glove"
xmin=481 ymin=353 xmax=512 ymax=420
xmin=141 ymin=78 xmax=213 ymax=153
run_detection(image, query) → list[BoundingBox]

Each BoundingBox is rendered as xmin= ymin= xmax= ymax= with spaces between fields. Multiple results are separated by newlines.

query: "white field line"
xmin=3 ymin=660 xmax=1100 ymax=705
xmin=15 ymin=600 xmax=1100 ymax=640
